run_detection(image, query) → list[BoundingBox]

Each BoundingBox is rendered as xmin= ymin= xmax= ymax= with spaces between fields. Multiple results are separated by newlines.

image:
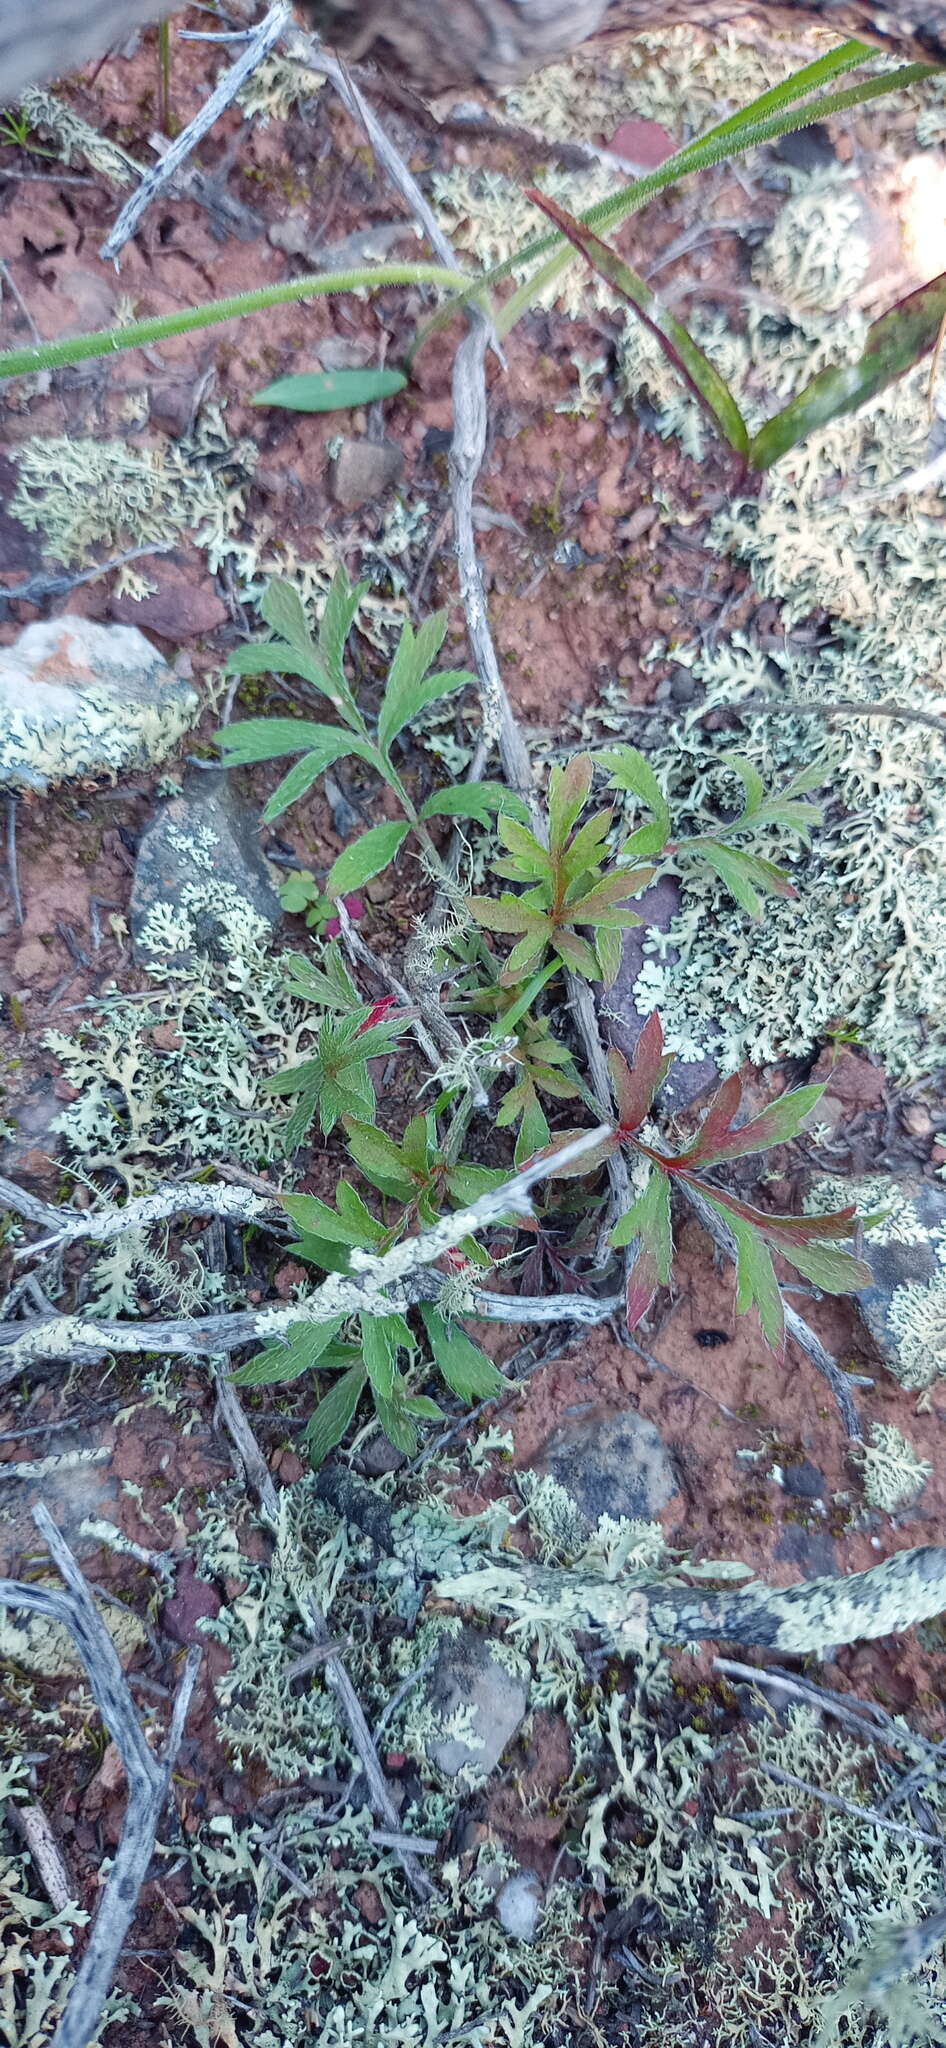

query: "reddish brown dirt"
xmin=1 ymin=19 xmax=944 ymax=2045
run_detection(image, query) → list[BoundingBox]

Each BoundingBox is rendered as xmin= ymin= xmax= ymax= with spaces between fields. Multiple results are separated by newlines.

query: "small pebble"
xmin=495 ymin=1870 xmax=543 ymax=1944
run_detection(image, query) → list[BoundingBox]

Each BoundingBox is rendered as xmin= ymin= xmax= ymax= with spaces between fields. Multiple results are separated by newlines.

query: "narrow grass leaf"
xmin=528 ymin=192 xmax=748 ymax=458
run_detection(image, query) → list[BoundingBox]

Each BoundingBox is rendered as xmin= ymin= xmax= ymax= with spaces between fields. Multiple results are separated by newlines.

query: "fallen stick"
xmin=0 ymin=1125 xmax=611 ymax=1382
xmin=212 ymin=1371 xmax=435 ymax=1899
xmin=0 ymin=1504 xmax=199 ymax=2048
xmin=100 ymin=1 xmax=290 ymax=263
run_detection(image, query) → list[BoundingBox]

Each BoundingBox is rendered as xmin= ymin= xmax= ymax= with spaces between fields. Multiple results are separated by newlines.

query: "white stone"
xmin=0 ymin=616 xmax=199 ymax=789
xmin=495 ymin=1871 xmax=543 ymax=1944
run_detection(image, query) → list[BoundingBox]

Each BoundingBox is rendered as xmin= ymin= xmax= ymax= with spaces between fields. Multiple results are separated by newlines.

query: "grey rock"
xmin=331 ymin=438 xmax=404 ymax=513
xmin=495 ymin=1870 xmax=544 ymax=1943
xmin=0 ymin=1078 xmax=62 ymax=1180
xmin=780 ymin=1459 xmax=825 ymax=1501
xmin=426 ymin=1626 xmax=529 ymax=1779
xmin=131 ymin=774 xmax=281 ymax=970
xmin=0 ymin=616 xmax=198 ymax=791
xmin=604 ymin=875 xmax=719 ymax=1112
xmin=855 ymin=1180 xmax=946 ymax=1385
xmin=774 ymin=1522 xmax=837 ymax=1579
xmin=532 ymin=1404 xmax=679 ymax=1528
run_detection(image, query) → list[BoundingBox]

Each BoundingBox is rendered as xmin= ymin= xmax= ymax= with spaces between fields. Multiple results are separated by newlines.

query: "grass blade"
xmin=750 ymin=272 xmax=946 ymax=467
xmin=526 ymin=192 xmax=748 ymax=458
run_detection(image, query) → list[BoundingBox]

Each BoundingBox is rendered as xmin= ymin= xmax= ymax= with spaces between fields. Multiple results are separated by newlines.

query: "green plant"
xmin=0 ymin=108 xmax=52 ymax=154
xmin=2 ymin=43 xmax=944 ymax=465
xmin=545 ymin=1010 xmax=872 ymax=1346
xmin=528 ymin=190 xmax=946 ymax=470
xmin=216 ymin=569 xmax=528 ymax=899
xmin=469 ymin=744 xmax=825 ymax=985
xmin=252 ymin=367 xmax=407 ymax=411
xmin=232 ymin=1081 xmax=512 ymax=1462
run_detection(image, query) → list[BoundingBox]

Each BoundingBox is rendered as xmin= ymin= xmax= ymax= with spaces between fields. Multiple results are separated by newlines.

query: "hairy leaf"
xmin=420 ymin=1304 xmax=506 ymax=1400
xmin=305 ymin=1364 xmax=367 ymax=1468
xmin=232 ymin=1316 xmax=346 ymax=1386
xmin=724 ymin=1209 xmax=784 ymax=1350
xmin=261 ymin=732 xmax=374 ymax=822
xmin=420 ymin=781 xmax=530 ymax=826
xmin=326 ymin=821 xmax=411 ymax=898
xmin=684 ymin=1082 xmax=825 ymax=1166
xmin=548 ymin=754 xmax=593 ymax=853
xmin=609 ymin=1011 xmax=672 ymax=1133
xmin=598 ymin=744 xmax=672 ymax=861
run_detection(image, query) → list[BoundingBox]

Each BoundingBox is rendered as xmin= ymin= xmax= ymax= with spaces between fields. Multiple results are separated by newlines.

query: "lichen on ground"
xmin=46 ymin=909 xmax=321 ymax=1181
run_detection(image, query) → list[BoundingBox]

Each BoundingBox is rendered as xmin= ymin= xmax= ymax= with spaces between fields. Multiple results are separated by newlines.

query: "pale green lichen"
xmin=600 ymin=167 xmax=946 ymax=1081
xmin=46 ymin=912 xmax=322 ymax=1176
xmin=0 ymin=618 xmax=198 ymax=791
xmin=886 ymin=1272 xmax=946 ymax=1390
xmin=19 ymin=88 xmax=138 ymax=183
xmin=502 ymin=30 xmax=780 ymax=151
xmin=751 ymin=165 xmax=871 ymax=319
xmin=0 ymin=1592 xmax=144 ymax=1678
xmin=854 ymin=1423 xmax=933 ymax=1512
xmin=237 ymin=51 xmax=325 ymax=122
xmin=10 ymin=407 xmax=255 ymax=600
xmin=430 ymin=163 xmax=618 ymax=319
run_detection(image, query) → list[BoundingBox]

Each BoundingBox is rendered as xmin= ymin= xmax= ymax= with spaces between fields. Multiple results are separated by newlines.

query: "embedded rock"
xmin=0 ymin=616 xmax=198 ymax=790
xmin=495 ymin=1870 xmax=544 ymax=1943
xmin=531 ymin=1404 xmax=679 ymax=1528
xmin=425 ymin=1625 xmax=529 ymax=1779
xmin=131 ymin=774 xmax=282 ymax=971
xmin=853 ymin=1179 xmax=946 ymax=1391
xmin=604 ymin=875 xmax=718 ymax=1112
xmin=331 ymin=438 xmax=404 ymax=512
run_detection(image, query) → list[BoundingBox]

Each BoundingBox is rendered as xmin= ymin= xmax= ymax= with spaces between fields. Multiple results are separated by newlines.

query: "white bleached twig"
xmin=0 ymin=1506 xmax=199 ymax=2048
xmin=100 ymin=1 xmax=290 ymax=263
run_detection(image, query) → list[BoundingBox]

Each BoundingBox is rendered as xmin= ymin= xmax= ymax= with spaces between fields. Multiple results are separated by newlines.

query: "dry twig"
xmin=100 ymin=1 xmax=290 ymax=262
xmin=0 ymin=1504 xmax=199 ymax=2048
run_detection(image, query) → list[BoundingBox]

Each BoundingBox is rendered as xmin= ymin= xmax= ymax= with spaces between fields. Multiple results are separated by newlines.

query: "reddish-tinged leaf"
xmin=527 ymin=191 xmax=749 ymax=460
xmin=693 ymin=1183 xmax=859 ymax=1244
xmin=553 ymin=928 xmax=600 ymax=978
xmin=468 ymin=894 xmax=550 ymax=934
xmin=779 ymin=1239 xmax=874 ymax=1293
xmin=677 ymin=1073 xmax=742 ymax=1163
xmin=609 ymin=1011 xmax=669 ymax=1134
xmin=568 ymin=868 xmax=655 ymax=920
xmin=684 ymin=1083 xmax=825 ymax=1166
xmin=724 ymin=1210 xmax=784 ymax=1351
xmin=611 ymin=1167 xmax=672 ymax=1281
xmin=750 ymin=270 xmax=946 ymax=469
xmin=626 ymin=1245 xmax=660 ymax=1331
xmin=549 ymin=754 xmax=593 ymax=853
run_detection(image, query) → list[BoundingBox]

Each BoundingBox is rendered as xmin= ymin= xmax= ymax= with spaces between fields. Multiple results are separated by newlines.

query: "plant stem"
xmin=0 ymin=262 xmax=471 ymax=380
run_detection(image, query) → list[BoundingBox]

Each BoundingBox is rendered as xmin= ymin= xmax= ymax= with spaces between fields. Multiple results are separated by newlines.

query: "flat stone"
xmin=0 ymin=616 xmax=198 ymax=791
xmin=110 ymin=556 xmax=228 ymax=640
xmin=531 ymin=1404 xmax=679 ymax=1529
xmin=130 ymin=774 xmax=282 ymax=971
xmin=331 ymin=438 xmax=404 ymax=512
xmin=774 ymin=1522 xmax=837 ymax=1579
xmin=604 ymin=875 xmax=719 ymax=1112
xmin=854 ymin=1179 xmax=946 ymax=1388
xmin=780 ymin=1459 xmax=825 ymax=1502
xmin=425 ymin=1626 xmax=529 ymax=1779
xmin=161 ymin=1564 xmax=221 ymax=1646
xmin=495 ymin=1870 xmax=543 ymax=1943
